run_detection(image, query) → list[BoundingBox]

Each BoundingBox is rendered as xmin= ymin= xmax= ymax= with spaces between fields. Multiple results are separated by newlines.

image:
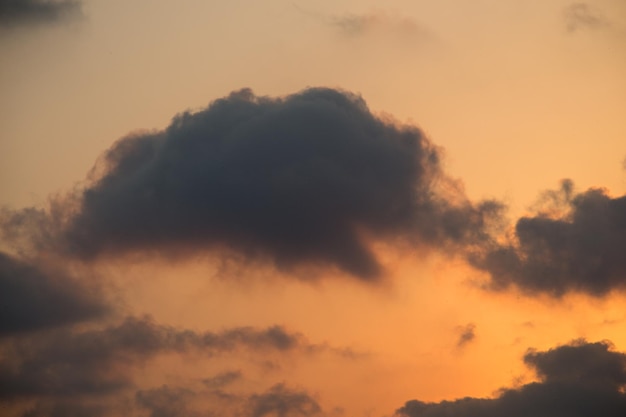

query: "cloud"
xmin=202 ymin=370 xmax=244 ymax=389
xmin=395 ymin=339 xmax=626 ymax=417
xmin=293 ymin=5 xmax=430 ymax=41
xmin=524 ymin=339 xmax=626 ymax=390
xmin=564 ymin=3 xmax=609 ymax=33
xmin=133 ymin=383 xmax=325 ymax=417
xmin=470 ymin=180 xmax=626 ymax=297
xmin=22 ymin=401 xmax=108 ymax=417
xmin=135 ymin=385 xmax=199 ymax=417
xmin=330 ymin=11 xmax=425 ymax=38
xmin=455 ymin=323 xmax=476 ymax=348
xmin=2 ymin=87 xmax=501 ymax=281
xmin=0 ymin=316 xmax=318 ymax=400
xmin=247 ymin=383 xmax=323 ymax=417
xmin=0 ymin=0 xmax=82 ymax=27
xmin=0 ymin=251 xmax=108 ymax=336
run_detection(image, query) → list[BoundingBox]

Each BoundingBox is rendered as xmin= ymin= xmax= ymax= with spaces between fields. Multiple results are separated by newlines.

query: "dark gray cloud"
xmin=455 ymin=323 xmax=475 ymax=348
xmin=2 ymin=87 xmax=501 ymax=280
xmin=0 ymin=251 xmax=108 ymax=336
xmin=470 ymin=180 xmax=626 ymax=297
xmin=524 ymin=339 xmax=626 ymax=390
xmin=564 ymin=3 xmax=609 ymax=33
xmin=0 ymin=0 xmax=81 ymax=27
xmin=135 ymin=385 xmax=199 ymax=417
xmin=396 ymin=339 xmax=626 ymax=417
xmin=133 ymin=383 xmax=325 ymax=417
xmin=247 ymin=383 xmax=322 ymax=417
xmin=0 ymin=316 xmax=314 ymax=400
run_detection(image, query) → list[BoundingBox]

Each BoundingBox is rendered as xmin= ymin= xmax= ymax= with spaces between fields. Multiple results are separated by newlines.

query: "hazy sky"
xmin=1 ymin=1 xmax=626 ymax=417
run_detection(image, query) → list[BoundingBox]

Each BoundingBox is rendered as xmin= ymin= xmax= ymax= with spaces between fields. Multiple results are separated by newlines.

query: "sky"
xmin=0 ymin=1 xmax=625 ymax=417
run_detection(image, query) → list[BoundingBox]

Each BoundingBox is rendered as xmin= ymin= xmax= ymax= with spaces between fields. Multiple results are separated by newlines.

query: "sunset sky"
xmin=1 ymin=1 xmax=626 ymax=417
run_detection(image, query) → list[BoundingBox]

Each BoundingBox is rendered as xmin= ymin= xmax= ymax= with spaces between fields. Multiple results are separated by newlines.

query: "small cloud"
xmin=330 ymin=11 xmax=426 ymax=38
xmin=563 ymin=3 xmax=609 ymax=33
xmin=293 ymin=4 xmax=430 ymax=41
xmin=202 ymin=370 xmax=244 ymax=389
xmin=247 ymin=383 xmax=323 ymax=417
xmin=455 ymin=323 xmax=476 ymax=348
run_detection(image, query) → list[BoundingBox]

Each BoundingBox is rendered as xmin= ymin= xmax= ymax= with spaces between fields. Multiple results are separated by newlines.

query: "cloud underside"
xmin=0 ymin=0 xmax=81 ymax=27
xmin=396 ymin=340 xmax=626 ymax=417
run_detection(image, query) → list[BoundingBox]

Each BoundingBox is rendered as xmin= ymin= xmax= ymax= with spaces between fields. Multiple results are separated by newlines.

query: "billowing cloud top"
xmin=471 ymin=180 xmax=626 ymax=297
xmin=5 ymin=87 xmax=498 ymax=280
xmin=396 ymin=339 xmax=626 ymax=417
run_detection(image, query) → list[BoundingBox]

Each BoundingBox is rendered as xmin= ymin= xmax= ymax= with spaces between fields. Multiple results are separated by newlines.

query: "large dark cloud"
xmin=3 ymin=87 xmax=500 ymax=280
xmin=470 ymin=180 xmax=626 ymax=297
xmin=0 ymin=316 xmax=316 ymax=400
xmin=396 ymin=339 xmax=626 ymax=417
xmin=0 ymin=0 xmax=81 ymax=27
xmin=0 ymin=251 xmax=107 ymax=336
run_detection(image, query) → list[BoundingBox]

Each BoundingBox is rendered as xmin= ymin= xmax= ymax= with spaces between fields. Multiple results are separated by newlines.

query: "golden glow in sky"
xmin=1 ymin=1 xmax=625 ymax=417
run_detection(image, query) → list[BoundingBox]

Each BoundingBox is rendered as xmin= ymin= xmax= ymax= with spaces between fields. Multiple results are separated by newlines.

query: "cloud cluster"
xmin=2 ymin=87 xmax=500 ymax=281
xmin=0 ymin=307 xmax=347 ymax=417
xmin=0 ymin=0 xmax=81 ymax=27
xmin=396 ymin=339 xmax=626 ymax=417
xmin=471 ymin=180 xmax=626 ymax=297
xmin=0 ymin=316 xmax=317 ymax=400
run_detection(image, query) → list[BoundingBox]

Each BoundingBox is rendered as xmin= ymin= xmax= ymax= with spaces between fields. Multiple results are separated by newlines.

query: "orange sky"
xmin=1 ymin=1 xmax=626 ymax=417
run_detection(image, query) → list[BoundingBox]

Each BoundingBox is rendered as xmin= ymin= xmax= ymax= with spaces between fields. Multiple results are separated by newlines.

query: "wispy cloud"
xmin=455 ymin=323 xmax=476 ymax=348
xmin=564 ymin=3 xmax=609 ymax=33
